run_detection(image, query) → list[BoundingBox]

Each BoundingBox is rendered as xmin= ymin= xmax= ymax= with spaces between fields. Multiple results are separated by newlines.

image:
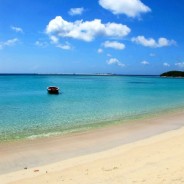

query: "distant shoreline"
xmin=0 ymin=73 xmax=159 ymax=77
xmin=160 ymin=70 xmax=184 ymax=78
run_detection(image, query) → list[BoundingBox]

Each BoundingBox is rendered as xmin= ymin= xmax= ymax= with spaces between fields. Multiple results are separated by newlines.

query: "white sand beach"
xmin=1 ymin=110 xmax=184 ymax=184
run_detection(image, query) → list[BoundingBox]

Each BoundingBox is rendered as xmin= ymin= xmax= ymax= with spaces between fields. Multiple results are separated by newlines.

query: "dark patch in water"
xmin=129 ymin=82 xmax=155 ymax=84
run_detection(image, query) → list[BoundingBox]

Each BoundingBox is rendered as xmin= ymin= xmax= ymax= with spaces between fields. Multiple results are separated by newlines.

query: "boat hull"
xmin=47 ymin=87 xmax=59 ymax=94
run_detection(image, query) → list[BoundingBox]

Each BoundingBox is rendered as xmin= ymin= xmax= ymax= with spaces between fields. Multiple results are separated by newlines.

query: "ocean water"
xmin=1 ymin=75 xmax=184 ymax=141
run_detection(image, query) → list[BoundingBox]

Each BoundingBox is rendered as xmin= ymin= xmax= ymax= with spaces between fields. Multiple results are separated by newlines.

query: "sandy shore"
xmin=1 ymin=110 xmax=184 ymax=183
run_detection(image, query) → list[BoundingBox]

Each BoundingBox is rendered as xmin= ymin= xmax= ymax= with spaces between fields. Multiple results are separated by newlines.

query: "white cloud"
xmin=158 ymin=38 xmax=176 ymax=47
xmin=35 ymin=41 xmax=48 ymax=48
xmin=0 ymin=38 xmax=19 ymax=49
xmin=47 ymin=32 xmax=72 ymax=50
xmin=68 ymin=7 xmax=84 ymax=16
xmin=50 ymin=35 xmax=59 ymax=44
xmin=97 ymin=48 xmax=103 ymax=53
xmin=175 ymin=62 xmax=184 ymax=68
xmin=141 ymin=60 xmax=149 ymax=65
xmin=56 ymin=42 xmax=71 ymax=50
xmin=163 ymin=62 xmax=170 ymax=67
xmin=11 ymin=26 xmax=23 ymax=33
xmin=99 ymin=0 xmax=151 ymax=18
xmin=4 ymin=38 xmax=18 ymax=46
xmin=107 ymin=58 xmax=125 ymax=67
xmin=103 ymin=41 xmax=125 ymax=50
xmin=46 ymin=16 xmax=131 ymax=42
xmin=132 ymin=36 xmax=155 ymax=47
xmin=132 ymin=36 xmax=176 ymax=48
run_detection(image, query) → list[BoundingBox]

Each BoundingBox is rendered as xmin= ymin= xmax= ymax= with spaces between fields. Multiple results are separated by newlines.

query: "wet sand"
xmin=1 ymin=110 xmax=184 ymax=183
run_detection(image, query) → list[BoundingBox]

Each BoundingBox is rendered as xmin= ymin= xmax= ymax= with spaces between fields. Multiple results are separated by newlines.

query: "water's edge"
xmin=1 ymin=104 xmax=184 ymax=143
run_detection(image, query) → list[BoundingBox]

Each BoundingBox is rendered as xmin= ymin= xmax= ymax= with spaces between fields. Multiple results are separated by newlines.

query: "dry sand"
xmin=1 ymin=110 xmax=184 ymax=183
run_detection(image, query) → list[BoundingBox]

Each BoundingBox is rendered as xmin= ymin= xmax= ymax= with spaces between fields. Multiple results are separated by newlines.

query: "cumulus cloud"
xmin=132 ymin=36 xmax=176 ymax=48
xmin=0 ymin=38 xmax=19 ymax=49
xmin=68 ymin=7 xmax=84 ymax=16
xmin=141 ymin=60 xmax=149 ymax=65
xmin=175 ymin=62 xmax=184 ymax=68
xmin=46 ymin=16 xmax=131 ymax=42
xmin=11 ymin=26 xmax=23 ymax=33
xmin=103 ymin=41 xmax=125 ymax=50
xmin=99 ymin=0 xmax=151 ymax=18
xmin=107 ymin=58 xmax=125 ymax=67
xmin=163 ymin=62 xmax=170 ymax=67
xmin=97 ymin=48 xmax=103 ymax=53
xmin=158 ymin=38 xmax=176 ymax=47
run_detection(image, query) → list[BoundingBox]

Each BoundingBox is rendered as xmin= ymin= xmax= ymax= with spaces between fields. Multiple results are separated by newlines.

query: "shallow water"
xmin=1 ymin=75 xmax=184 ymax=141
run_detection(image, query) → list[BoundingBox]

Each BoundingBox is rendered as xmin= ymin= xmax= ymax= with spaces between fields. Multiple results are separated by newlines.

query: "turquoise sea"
xmin=1 ymin=75 xmax=184 ymax=142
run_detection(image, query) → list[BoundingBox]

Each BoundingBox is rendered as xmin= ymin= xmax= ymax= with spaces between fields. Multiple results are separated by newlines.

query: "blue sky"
xmin=0 ymin=0 xmax=184 ymax=74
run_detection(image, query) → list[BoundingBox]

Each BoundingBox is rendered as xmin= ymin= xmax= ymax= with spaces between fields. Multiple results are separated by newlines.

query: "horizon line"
xmin=0 ymin=73 xmax=159 ymax=76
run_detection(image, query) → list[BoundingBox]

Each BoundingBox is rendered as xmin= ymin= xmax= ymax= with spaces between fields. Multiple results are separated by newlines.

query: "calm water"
xmin=1 ymin=75 xmax=184 ymax=141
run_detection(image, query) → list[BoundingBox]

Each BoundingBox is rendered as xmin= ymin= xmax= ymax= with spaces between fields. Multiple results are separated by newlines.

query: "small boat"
xmin=47 ymin=86 xmax=59 ymax=94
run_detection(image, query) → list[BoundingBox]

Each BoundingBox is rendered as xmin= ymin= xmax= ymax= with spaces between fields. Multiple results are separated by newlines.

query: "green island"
xmin=160 ymin=71 xmax=184 ymax=77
